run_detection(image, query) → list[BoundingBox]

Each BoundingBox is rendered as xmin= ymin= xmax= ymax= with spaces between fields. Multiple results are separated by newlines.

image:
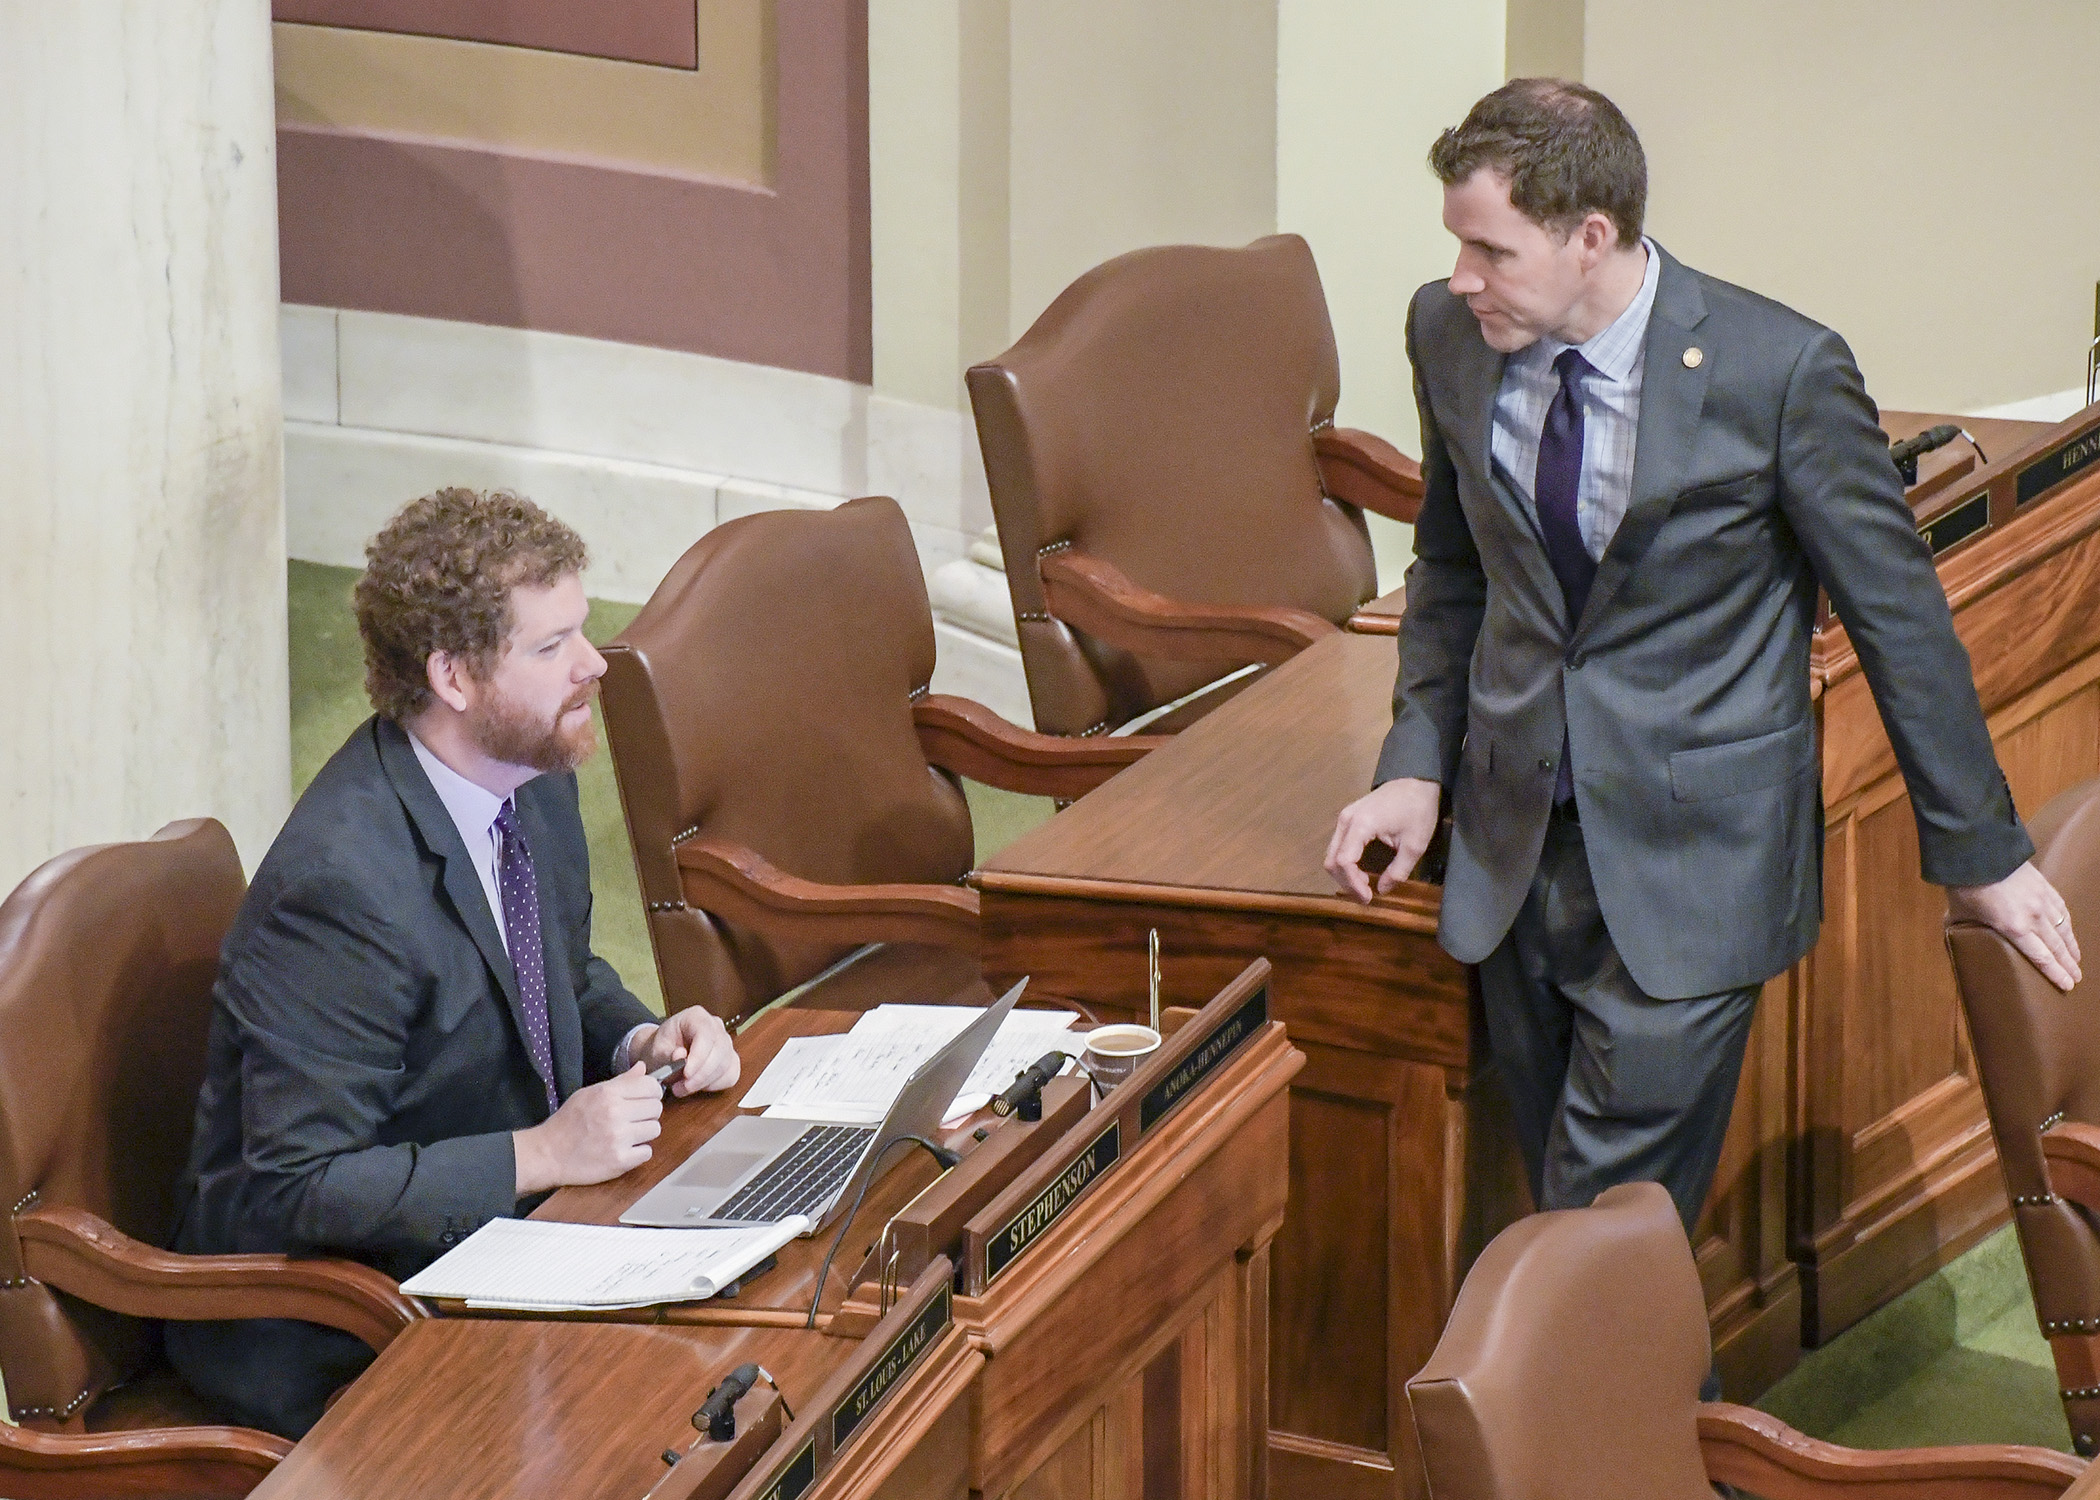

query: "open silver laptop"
xmin=620 ymin=979 xmax=1027 ymax=1234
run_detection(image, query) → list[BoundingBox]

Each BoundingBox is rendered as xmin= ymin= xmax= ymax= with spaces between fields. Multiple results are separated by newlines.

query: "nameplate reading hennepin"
xmin=830 ymin=1283 xmax=951 ymax=1450
xmin=1139 ymin=985 xmax=1268 ymax=1134
xmin=2017 ymin=427 xmax=2100 ymax=509
xmin=751 ymin=1437 xmax=815 ymax=1500
xmin=986 ymin=1121 xmax=1121 ymax=1286
xmin=1918 ymin=490 xmax=1990 ymax=558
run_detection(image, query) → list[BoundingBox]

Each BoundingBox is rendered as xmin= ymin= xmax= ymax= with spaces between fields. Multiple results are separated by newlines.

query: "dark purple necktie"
xmin=493 ymin=803 xmax=559 ymax=1114
xmin=1536 ymin=348 xmax=1597 ymax=804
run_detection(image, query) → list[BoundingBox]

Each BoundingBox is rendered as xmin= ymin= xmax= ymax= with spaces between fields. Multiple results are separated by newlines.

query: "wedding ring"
xmin=2055 ymin=914 xmax=2070 ymax=927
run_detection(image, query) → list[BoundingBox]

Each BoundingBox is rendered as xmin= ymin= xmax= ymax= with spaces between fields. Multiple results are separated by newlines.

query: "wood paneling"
xmin=1796 ymin=448 xmax=2100 ymax=1343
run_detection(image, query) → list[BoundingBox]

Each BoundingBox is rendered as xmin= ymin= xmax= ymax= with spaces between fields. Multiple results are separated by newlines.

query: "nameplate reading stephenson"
xmin=751 ymin=1437 xmax=815 ymax=1500
xmin=830 ymin=1282 xmax=951 ymax=1450
xmin=2017 ymin=427 xmax=2100 ymax=509
xmin=1139 ymin=985 xmax=1268 ymax=1134
xmin=1918 ymin=490 xmax=1990 ymax=558
xmin=986 ymin=1121 xmax=1121 ymax=1286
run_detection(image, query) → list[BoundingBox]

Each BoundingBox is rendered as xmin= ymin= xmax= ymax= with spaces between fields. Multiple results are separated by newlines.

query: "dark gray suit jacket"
xmin=172 ymin=715 xmax=654 ymax=1270
xmin=1374 ymin=246 xmax=2031 ymax=998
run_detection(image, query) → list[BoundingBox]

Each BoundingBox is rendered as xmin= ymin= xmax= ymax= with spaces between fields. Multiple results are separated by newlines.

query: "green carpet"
xmin=289 ymin=560 xmax=2073 ymax=1457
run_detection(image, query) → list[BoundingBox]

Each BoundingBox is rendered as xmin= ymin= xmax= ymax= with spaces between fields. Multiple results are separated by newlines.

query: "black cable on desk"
xmin=806 ymin=1133 xmax=958 ymax=1330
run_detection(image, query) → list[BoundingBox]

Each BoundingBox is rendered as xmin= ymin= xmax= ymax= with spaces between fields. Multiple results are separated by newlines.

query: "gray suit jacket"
xmin=173 ymin=715 xmax=655 ymax=1274
xmin=1374 ymin=246 xmax=2031 ymax=998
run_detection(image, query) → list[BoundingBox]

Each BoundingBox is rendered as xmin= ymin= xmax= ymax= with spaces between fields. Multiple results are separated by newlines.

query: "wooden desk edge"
xmin=972 ymin=868 xmax=1443 ymax=935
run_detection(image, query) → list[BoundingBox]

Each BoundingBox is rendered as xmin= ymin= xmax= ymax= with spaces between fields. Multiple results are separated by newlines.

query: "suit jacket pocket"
xmin=1669 ymin=719 xmax=1815 ymax=802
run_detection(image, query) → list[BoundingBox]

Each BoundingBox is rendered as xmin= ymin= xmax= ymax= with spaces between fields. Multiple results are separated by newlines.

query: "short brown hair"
xmin=1429 ymin=78 xmax=1646 ymax=248
xmin=354 ymin=488 xmax=589 ymax=723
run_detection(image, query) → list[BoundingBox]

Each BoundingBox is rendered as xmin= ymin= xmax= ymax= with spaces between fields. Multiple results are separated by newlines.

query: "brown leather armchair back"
xmin=967 ymin=233 xmax=1378 ymax=736
xmin=0 ymin=819 xmax=243 ymax=1425
xmin=601 ymin=496 xmax=975 ymax=1021
xmin=1947 ymin=776 xmax=2100 ymax=1424
xmin=1406 ymin=1182 xmax=1714 ymax=1500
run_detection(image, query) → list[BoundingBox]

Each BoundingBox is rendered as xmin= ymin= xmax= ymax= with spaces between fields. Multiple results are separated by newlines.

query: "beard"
xmin=468 ymin=678 xmax=600 ymax=775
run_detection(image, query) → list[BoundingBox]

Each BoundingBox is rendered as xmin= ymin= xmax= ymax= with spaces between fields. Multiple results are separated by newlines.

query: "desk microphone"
xmin=992 ymin=1052 xmax=1071 ymax=1121
xmin=695 ymin=1363 xmax=763 ymax=1442
xmin=1889 ymin=424 xmax=1962 ymax=486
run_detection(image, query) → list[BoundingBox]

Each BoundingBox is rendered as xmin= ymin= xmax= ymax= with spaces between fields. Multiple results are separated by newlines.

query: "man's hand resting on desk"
xmin=514 ymin=1064 xmax=664 ymax=1195
xmin=1948 ymin=860 xmax=2083 ymax=993
xmin=631 ymin=1006 xmax=741 ymax=1098
xmin=1326 ymin=777 xmax=1442 ymax=903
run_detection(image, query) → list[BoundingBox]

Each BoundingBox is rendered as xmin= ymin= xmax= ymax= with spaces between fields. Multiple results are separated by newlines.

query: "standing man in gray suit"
xmin=1325 ymin=79 xmax=2079 ymax=1241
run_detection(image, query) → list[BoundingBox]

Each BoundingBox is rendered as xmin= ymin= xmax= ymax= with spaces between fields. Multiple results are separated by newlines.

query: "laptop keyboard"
xmin=712 ymin=1124 xmax=875 ymax=1223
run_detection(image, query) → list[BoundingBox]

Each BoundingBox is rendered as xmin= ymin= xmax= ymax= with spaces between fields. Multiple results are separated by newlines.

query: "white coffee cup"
xmin=1082 ymin=1023 xmax=1162 ymax=1092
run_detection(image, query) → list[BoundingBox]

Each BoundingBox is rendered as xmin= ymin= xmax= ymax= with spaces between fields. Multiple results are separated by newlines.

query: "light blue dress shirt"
xmin=1489 ymin=238 xmax=1661 ymax=562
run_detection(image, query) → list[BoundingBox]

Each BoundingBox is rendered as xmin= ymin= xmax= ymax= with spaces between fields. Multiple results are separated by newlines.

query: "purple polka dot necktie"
xmin=493 ymin=803 xmax=559 ymax=1115
xmin=1535 ymin=348 xmax=1598 ymax=805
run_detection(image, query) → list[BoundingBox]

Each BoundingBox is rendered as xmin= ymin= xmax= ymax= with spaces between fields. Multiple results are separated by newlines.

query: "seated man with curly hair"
xmin=167 ymin=489 xmax=741 ymax=1437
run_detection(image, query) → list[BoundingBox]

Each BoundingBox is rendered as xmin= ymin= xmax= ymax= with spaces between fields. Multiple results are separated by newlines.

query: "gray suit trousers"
xmin=1479 ymin=810 xmax=1760 ymax=1231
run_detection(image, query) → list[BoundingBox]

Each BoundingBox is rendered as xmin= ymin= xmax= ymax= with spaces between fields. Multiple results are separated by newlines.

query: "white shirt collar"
xmin=407 ymin=729 xmax=509 ymax=855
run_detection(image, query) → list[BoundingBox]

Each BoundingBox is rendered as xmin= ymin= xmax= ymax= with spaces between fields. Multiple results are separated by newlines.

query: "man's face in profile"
xmin=1441 ymin=169 xmax=1591 ymax=353
xmin=467 ymin=572 xmax=604 ymax=776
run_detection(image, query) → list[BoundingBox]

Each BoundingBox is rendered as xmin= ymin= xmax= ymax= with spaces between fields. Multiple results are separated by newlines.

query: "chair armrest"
xmin=913 ymin=694 xmax=1167 ymax=798
xmin=1038 ymin=550 xmax=1337 ymax=668
xmin=675 ymin=838 xmax=980 ymax=953
xmin=1698 ymin=1401 xmax=2084 ymax=1498
xmin=2043 ymin=1122 xmax=2100 ymax=1215
xmin=0 ymin=1419 xmax=290 ymax=1499
xmin=16 ymin=1205 xmax=421 ymax=1355
xmin=1315 ymin=427 xmax=1424 ymax=525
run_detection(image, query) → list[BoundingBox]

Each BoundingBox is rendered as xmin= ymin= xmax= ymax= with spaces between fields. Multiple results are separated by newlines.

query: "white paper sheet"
xmin=738 ymin=1035 xmax=837 ymax=1110
xmin=755 ymin=1005 xmax=1080 ymax=1128
xmin=398 ymin=1216 xmax=807 ymax=1311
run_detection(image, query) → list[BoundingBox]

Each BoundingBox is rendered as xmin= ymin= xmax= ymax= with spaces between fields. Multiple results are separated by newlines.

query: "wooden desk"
xmin=502 ymin=958 xmax=1298 ymax=1499
xmin=974 ymin=630 xmax=1799 ymax=1500
xmin=1799 ymin=401 xmax=2100 ymax=1342
xmin=253 ymin=1266 xmax=980 ymax=1500
xmin=833 ymin=963 xmax=1302 ymax=1499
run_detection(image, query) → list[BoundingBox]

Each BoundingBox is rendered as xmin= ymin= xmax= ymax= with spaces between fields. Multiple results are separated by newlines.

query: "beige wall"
xmin=869 ymin=0 xmax=1509 ymax=579
xmin=1586 ymin=1 xmax=2100 ymax=414
xmin=1005 ymin=0 xmax=1279 ymax=338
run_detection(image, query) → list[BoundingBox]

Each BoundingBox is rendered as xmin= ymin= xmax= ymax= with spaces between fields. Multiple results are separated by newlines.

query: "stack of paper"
xmin=399 ymin=1217 xmax=807 ymax=1311
xmin=739 ymin=1004 xmax=1080 ymax=1127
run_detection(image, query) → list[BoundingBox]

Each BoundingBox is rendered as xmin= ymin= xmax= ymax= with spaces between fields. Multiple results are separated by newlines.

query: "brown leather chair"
xmin=1407 ymin=1181 xmax=2082 ymax=1500
xmin=967 ymin=233 xmax=1424 ymax=738
xmin=0 ymin=819 xmax=421 ymax=1497
xmin=1949 ymin=774 xmax=2100 ymax=1458
xmin=600 ymin=495 xmax=1165 ymax=1022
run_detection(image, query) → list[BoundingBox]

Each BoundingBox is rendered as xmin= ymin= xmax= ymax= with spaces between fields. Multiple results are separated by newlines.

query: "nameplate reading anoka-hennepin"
xmin=750 ymin=1437 xmax=815 ymax=1500
xmin=830 ymin=1283 xmax=952 ymax=1449
xmin=986 ymin=1121 xmax=1121 ymax=1285
xmin=1138 ymin=986 xmax=1268 ymax=1134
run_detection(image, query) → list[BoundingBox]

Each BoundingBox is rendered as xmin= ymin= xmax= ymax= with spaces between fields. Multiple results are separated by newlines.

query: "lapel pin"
xmin=1682 ymin=346 xmax=1704 ymax=369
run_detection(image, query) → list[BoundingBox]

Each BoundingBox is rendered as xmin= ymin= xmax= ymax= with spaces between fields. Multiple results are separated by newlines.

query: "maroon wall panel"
xmin=276 ymin=1 xmax=872 ymax=383
xmin=275 ymin=0 xmax=700 ymax=70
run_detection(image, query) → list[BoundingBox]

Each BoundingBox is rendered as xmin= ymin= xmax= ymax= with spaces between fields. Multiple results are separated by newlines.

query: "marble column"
xmin=0 ymin=0 xmax=289 ymax=895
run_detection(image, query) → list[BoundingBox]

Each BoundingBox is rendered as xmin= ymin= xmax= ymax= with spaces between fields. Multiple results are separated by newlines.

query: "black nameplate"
xmin=750 ymin=1437 xmax=815 ymax=1500
xmin=831 ymin=1282 xmax=950 ymax=1450
xmin=1140 ymin=985 xmax=1268 ymax=1134
xmin=1919 ymin=490 xmax=1990 ymax=557
xmin=986 ymin=1120 xmax=1121 ymax=1286
xmin=2017 ymin=427 xmax=2100 ymax=508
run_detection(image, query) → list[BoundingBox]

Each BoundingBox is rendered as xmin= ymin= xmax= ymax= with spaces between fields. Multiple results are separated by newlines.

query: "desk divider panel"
xmin=959 ymin=959 xmax=1272 ymax=1296
xmin=710 ymin=1259 xmax=962 ymax=1500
